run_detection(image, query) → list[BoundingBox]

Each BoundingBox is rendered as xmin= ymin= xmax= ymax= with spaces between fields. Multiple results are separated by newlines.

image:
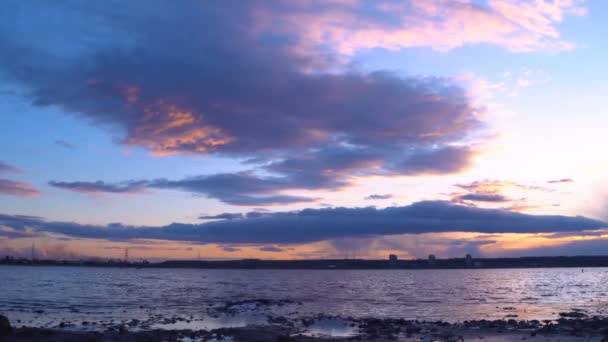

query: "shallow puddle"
xmin=302 ymin=318 xmax=359 ymax=337
xmin=151 ymin=313 xmax=268 ymax=331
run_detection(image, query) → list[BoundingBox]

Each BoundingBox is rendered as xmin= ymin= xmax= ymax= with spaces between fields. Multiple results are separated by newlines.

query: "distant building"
xmin=428 ymin=254 xmax=437 ymax=265
xmin=388 ymin=254 xmax=398 ymax=268
xmin=465 ymin=254 xmax=473 ymax=268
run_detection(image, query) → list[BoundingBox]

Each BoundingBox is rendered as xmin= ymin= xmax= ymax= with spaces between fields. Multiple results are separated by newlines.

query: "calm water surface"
xmin=1 ymin=266 xmax=607 ymax=327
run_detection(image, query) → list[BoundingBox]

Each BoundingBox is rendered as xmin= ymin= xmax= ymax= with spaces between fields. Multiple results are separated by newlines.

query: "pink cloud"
xmin=0 ymin=162 xmax=21 ymax=174
xmin=0 ymin=179 xmax=41 ymax=198
xmin=255 ymin=0 xmax=586 ymax=54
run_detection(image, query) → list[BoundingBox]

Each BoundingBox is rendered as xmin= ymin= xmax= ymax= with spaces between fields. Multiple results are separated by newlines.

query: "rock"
xmin=559 ymin=311 xmax=587 ymax=318
xmin=0 ymin=314 xmax=13 ymax=335
xmin=118 ymin=325 xmax=128 ymax=335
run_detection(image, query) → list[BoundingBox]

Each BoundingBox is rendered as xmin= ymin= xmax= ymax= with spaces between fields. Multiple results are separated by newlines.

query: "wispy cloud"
xmin=0 ymin=179 xmax=40 ymax=198
xmin=255 ymin=0 xmax=586 ymax=54
xmin=49 ymin=180 xmax=148 ymax=195
xmin=55 ymin=140 xmax=75 ymax=150
xmin=365 ymin=194 xmax=393 ymax=200
xmin=259 ymin=246 xmax=284 ymax=253
xmin=199 ymin=213 xmax=244 ymax=220
xmin=456 ymin=193 xmax=511 ymax=203
xmin=49 ymin=146 xmax=477 ymax=205
xmin=548 ymin=178 xmax=574 ymax=184
xmin=0 ymin=162 xmax=21 ymax=174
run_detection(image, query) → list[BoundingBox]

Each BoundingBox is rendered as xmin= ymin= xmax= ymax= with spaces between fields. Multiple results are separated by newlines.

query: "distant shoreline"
xmin=3 ymin=255 xmax=608 ymax=270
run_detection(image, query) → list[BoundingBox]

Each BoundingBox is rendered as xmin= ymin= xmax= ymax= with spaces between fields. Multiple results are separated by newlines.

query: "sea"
xmin=1 ymin=265 xmax=607 ymax=330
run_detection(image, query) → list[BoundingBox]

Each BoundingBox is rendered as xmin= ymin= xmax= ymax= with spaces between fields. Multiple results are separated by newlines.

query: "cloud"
xmin=199 ymin=213 xmax=244 ymax=220
xmin=1 ymin=1 xmax=488 ymax=204
xmin=492 ymin=238 xmax=608 ymax=257
xmin=455 ymin=179 xmax=549 ymax=193
xmin=259 ymin=246 xmax=284 ymax=252
xmin=49 ymin=180 xmax=148 ymax=195
xmin=0 ymin=179 xmax=41 ymax=198
xmin=149 ymin=173 xmax=318 ymax=205
xmin=451 ymin=179 xmax=553 ymax=210
xmin=199 ymin=210 xmax=275 ymax=220
xmin=0 ymin=162 xmax=40 ymax=198
xmin=0 ymin=201 xmax=604 ymax=244
xmin=49 ymin=146 xmax=475 ymax=205
xmin=222 ymin=246 xmax=241 ymax=253
xmin=0 ymin=225 xmax=37 ymax=239
xmin=548 ymin=178 xmax=574 ymax=184
xmin=254 ymin=0 xmax=585 ymax=54
xmin=365 ymin=194 xmax=393 ymax=200
xmin=0 ymin=162 xmax=21 ymax=174
xmin=55 ymin=140 xmax=75 ymax=149
xmin=456 ymin=193 xmax=511 ymax=202
xmin=0 ymin=2 xmax=482 ymax=155
xmin=1 ymin=2 xmax=584 ymax=205
xmin=49 ymin=173 xmax=319 ymax=205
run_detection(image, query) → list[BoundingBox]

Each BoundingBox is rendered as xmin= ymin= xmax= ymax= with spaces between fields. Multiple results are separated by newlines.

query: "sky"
xmin=1 ymin=0 xmax=608 ymax=261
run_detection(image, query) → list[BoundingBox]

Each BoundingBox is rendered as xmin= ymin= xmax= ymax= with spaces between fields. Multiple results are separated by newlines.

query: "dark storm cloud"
xmin=1 ymin=1 xmax=483 ymax=202
xmin=0 ymin=201 xmax=605 ymax=244
xmin=365 ymin=194 xmax=393 ymax=200
xmin=49 ymin=180 xmax=148 ymax=194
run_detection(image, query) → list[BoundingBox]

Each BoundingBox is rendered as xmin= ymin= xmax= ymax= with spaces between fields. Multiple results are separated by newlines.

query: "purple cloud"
xmin=457 ymin=193 xmax=511 ymax=203
xmin=0 ymin=162 xmax=21 ymax=174
xmin=2 ymin=1 xmax=485 ymax=204
xmin=259 ymin=246 xmax=284 ymax=253
xmin=200 ymin=213 xmax=244 ymax=220
xmin=1 ymin=201 xmax=604 ymax=245
xmin=49 ymin=180 xmax=148 ymax=195
xmin=0 ymin=179 xmax=40 ymax=198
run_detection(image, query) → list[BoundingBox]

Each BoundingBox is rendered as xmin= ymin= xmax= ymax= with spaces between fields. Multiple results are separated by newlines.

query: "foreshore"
xmin=2 ymin=312 xmax=608 ymax=342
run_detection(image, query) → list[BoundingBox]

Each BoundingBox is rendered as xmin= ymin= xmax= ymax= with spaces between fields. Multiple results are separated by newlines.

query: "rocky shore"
xmin=2 ymin=311 xmax=608 ymax=342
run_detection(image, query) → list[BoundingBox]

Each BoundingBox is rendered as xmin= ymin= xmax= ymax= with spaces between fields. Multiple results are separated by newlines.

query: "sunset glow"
xmin=1 ymin=0 xmax=607 ymax=261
